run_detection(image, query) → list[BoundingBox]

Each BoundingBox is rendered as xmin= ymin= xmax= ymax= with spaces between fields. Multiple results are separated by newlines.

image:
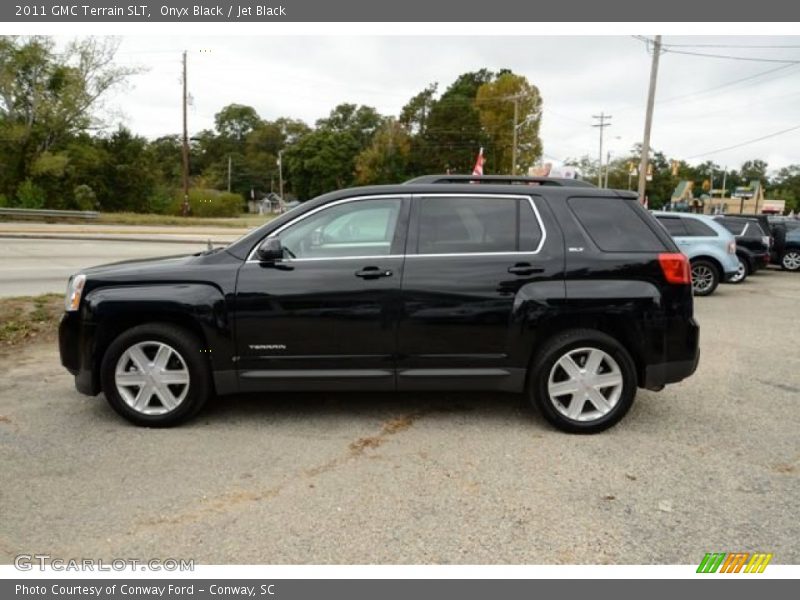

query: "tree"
xmin=283 ymin=128 xmax=362 ymax=200
xmin=0 ymin=36 xmax=137 ymax=199
xmin=475 ymin=72 xmax=542 ymax=174
xmin=739 ymin=159 xmax=769 ymax=183
xmin=355 ymin=119 xmax=412 ymax=185
xmin=214 ymin=104 xmax=261 ymax=142
xmin=421 ymin=70 xmax=494 ymax=173
xmin=399 ymin=83 xmax=437 ymax=135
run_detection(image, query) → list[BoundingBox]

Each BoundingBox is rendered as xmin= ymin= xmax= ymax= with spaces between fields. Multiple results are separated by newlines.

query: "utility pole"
xmin=511 ymin=96 xmax=520 ymax=175
xmin=592 ymin=112 xmax=612 ymax=187
xmin=277 ymin=150 xmax=284 ymax=212
xmin=227 ymin=155 xmax=232 ymax=193
xmin=181 ymin=50 xmax=190 ymax=217
xmin=604 ymin=150 xmax=612 ymax=188
xmin=638 ymin=35 xmax=662 ymax=205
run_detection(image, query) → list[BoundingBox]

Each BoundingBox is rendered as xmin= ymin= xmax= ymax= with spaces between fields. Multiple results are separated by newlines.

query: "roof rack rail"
xmin=403 ymin=174 xmax=596 ymax=188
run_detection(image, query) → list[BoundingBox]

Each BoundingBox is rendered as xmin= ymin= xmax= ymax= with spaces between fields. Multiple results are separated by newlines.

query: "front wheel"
xmin=781 ymin=250 xmax=800 ymax=271
xmin=528 ymin=329 xmax=637 ymax=433
xmin=100 ymin=323 xmax=212 ymax=427
xmin=691 ymin=259 xmax=719 ymax=296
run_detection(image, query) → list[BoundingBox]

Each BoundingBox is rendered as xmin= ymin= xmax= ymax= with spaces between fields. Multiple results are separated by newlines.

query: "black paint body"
xmin=59 ymin=183 xmax=699 ymax=398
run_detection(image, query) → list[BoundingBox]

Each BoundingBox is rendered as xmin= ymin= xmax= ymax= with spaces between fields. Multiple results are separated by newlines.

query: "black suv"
xmin=59 ymin=176 xmax=700 ymax=433
xmin=712 ymin=216 xmax=770 ymax=282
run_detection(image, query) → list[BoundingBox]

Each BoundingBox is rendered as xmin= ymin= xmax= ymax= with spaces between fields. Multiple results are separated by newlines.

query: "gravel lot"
xmin=1 ymin=269 xmax=798 ymax=564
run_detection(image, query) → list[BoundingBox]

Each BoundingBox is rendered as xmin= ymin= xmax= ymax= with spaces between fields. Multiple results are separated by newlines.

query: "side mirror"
xmin=256 ymin=237 xmax=284 ymax=262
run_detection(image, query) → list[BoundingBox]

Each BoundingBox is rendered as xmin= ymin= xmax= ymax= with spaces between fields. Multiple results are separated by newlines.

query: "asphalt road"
xmin=1 ymin=270 xmax=799 ymax=564
xmin=0 ymin=238 xmax=214 ymax=297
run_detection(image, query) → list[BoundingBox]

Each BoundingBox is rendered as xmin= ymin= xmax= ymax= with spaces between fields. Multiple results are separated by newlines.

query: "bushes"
xmin=16 ymin=180 xmax=46 ymax=209
xmin=169 ymin=188 xmax=244 ymax=217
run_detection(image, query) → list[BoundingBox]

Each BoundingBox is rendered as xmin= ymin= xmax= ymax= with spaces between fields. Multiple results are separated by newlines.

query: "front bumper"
xmin=59 ymin=312 xmax=100 ymax=396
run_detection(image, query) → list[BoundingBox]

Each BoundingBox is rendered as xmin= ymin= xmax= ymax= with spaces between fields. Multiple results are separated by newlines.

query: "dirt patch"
xmin=0 ymin=294 xmax=62 ymax=355
xmin=349 ymin=412 xmax=423 ymax=455
xmin=773 ymin=463 xmax=795 ymax=474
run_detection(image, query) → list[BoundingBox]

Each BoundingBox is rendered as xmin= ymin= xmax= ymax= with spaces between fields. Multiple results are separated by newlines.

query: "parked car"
xmin=765 ymin=218 xmax=800 ymax=271
xmin=60 ymin=176 xmax=700 ymax=433
xmin=712 ymin=216 xmax=770 ymax=282
xmin=651 ymin=211 xmax=739 ymax=296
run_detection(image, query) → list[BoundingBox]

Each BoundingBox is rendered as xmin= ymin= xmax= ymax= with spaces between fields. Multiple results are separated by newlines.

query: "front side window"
xmin=416 ymin=196 xmax=542 ymax=254
xmin=277 ymin=198 xmax=401 ymax=259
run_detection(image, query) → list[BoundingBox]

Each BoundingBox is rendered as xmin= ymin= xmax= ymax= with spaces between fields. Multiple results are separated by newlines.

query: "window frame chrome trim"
xmin=245 ymin=192 xmax=548 ymax=263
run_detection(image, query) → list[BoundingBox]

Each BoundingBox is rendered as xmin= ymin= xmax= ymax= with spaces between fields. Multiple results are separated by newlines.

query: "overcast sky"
xmin=96 ymin=35 xmax=800 ymax=172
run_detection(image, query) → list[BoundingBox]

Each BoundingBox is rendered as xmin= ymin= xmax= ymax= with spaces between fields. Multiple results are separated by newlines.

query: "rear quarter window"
xmin=568 ymin=197 xmax=666 ymax=252
xmin=684 ymin=218 xmax=717 ymax=237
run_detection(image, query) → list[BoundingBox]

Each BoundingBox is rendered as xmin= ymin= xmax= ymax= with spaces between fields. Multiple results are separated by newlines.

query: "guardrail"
xmin=0 ymin=207 xmax=99 ymax=220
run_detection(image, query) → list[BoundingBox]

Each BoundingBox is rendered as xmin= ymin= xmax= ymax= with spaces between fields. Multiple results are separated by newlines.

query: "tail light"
xmin=659 ymin=253 xmax=691 ymax=285
xmin=727 ymin=240 xmax=736 ymax=254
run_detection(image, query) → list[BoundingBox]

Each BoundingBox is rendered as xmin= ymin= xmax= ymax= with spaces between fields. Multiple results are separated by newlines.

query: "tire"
xmin=728 ymin=256 xmax=747 ymax=284
xmin=527 ymin=329 xmax=637 ymax=434
xmin=781 ymin=250 xmax=800 ymax=272
xmin=690 ymin=259 xmax=719 ymax=296
xmin=100 ymin=323 xmax=212 ymax=427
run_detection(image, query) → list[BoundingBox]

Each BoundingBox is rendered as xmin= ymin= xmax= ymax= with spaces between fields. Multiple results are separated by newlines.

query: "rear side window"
xmin=684 ymin=218 xmax=717 ymax=237
xmin=568 ymin=197 xmax=666 ymax=252
xmin=656 ymin=216 xmax=688 ymax=236
xmin=417 ymin=196 xmax=542 ymax=254
xmin=717 ymin=218 xmax=745 ymax=235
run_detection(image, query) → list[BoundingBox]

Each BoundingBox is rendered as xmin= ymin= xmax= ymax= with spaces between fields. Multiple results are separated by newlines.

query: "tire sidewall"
xmin=529 ymin=330 xmax=637 ymax=434
xmin=691 ymin=259 xmax=719 ymax=296
xmin=782 ymin=251 xmax=800 ymax=271
xmin=100 ymin=324 xmax=210 ymax=427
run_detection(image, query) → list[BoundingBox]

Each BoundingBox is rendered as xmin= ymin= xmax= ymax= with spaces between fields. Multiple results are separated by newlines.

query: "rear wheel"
xmin=728 ymin=256 xmax=747 ymax=284
xmin=100 ymin=323 xmax=212 ymax=427
xmin=528 ymin=329 xmax=637 ymax=434
xmin=690 ymin=259 xmax=719 ymax=296
xmin=781 ymin=250 xmax=800 ymax=271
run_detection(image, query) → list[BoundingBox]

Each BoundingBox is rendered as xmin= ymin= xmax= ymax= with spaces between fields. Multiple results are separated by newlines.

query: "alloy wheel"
xmin=691 ymin=264 xmax=715 ymax=294
xmin=782 ymin=251 xmax=800 ymax=271
xmin=730 ymin=259 xmax=746 ymax=283
xmin=547 ymin=347 xmax=624 ymax=422
xmin=114 ymin=341 xmax=190 ymax=415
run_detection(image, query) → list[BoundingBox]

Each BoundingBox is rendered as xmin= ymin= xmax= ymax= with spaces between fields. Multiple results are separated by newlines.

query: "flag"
xmin=472 ymin=147 xmax=485 ymax=176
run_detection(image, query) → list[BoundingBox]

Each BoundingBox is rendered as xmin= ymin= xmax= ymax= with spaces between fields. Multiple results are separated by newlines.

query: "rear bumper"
xmin=643 ymin=317 xmax=700 ymax=389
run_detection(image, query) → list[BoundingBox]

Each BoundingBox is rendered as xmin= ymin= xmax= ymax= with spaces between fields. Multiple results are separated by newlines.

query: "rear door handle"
xmin=508 ymin=262 xmax=544 ymax=275
xmin=355 ymin=266 xmax=392 ymax=279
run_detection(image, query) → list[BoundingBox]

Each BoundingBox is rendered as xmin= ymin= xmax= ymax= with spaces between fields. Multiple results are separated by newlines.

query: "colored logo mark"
xmin=697 ymin=552 xmax=773 ymax=573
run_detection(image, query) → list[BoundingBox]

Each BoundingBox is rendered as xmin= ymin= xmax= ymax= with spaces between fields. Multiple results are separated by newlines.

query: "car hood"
xmin=80 ymin=252 xmax=202 ymax=278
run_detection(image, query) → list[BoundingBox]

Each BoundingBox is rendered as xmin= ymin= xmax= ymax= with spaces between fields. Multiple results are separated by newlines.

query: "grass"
xmin=0 ymin=212 xmax=275 ymax=229
xmin=0 ymin=294 xmax=63 ymax=352
xmin=96 ymin=212 xmax=273 ymax=228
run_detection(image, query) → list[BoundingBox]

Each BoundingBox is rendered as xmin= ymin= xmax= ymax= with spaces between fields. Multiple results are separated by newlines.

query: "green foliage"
xmin=475 ymin=72 xmax=542 ymax=173
xmin=0 ymin=194 xmax=8 ymax=207
xmin=170 ymin=189 xmax=243 ymax=217
xmin=16 ymin=179 xmax=46 ymax=209
xmin=72 ymin=185 xmax=96 ymax=211
xmin=355 ymin=119 xmax=412 ymax=185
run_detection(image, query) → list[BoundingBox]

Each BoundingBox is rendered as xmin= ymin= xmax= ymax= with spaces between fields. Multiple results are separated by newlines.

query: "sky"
xmin=94 ymin=35 xmax=800 ymax=173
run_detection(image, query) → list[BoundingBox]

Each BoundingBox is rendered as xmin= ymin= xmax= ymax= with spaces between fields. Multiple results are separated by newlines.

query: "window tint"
xmin=684 ymin=218 xmax=717 ymax=237
xmin=568 ymin=197 xmax=666 ymax=252
xmin=417 ymin=196 xmax=541 ymax=254
xmin=656 ymin=216 xmax=688 ymax=236
xmin=717 ymin=218 xmax=745 ymax=235
xmin=278 ymin=198 xmax=401 ymax=258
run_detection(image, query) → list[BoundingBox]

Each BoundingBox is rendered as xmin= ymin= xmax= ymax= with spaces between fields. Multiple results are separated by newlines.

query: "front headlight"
xmin=65 ymin=274 xmax=86 ymax=312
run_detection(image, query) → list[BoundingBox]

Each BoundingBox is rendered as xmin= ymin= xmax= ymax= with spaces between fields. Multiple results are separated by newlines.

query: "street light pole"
xmin=181 ymin=50 xmax=190 ymax=217
xmin=277 ymin=150 xmax=284 ymax=212
xmin=638 ymin=35 xmax=662 ymax=205
xmin=511 ymin=96 xmax=519 ymax=175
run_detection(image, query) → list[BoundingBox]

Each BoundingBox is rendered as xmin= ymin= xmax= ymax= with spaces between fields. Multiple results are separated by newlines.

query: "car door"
xmin=234 ymin=194 xmax=410 ymax=392
xmin=395 ymin=193 xmax=563 ymax=392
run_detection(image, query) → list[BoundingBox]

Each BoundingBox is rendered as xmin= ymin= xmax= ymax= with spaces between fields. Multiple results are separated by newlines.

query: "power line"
xmin=663 ymin=48 xmax=800 ymax=64
xmin=663 ymin=42 xmax=800 ymax=49
xmin=685 ymin=124 xmax=800 ymax=159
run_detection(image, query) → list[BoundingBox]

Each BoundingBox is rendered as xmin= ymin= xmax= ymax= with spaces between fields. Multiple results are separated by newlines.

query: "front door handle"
xmin=508 ymin=262 xmax=544 ymax=276
xmin=355 ymin=266 xmax=393 ymax=279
